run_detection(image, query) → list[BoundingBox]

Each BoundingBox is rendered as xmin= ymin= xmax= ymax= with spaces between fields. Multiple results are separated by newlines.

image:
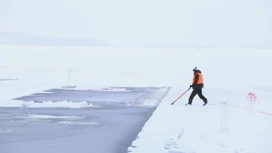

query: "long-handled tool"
xmin=171 ymin=87 xmax=191 ymax=105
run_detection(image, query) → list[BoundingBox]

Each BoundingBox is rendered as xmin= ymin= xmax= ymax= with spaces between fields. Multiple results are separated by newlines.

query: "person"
xmin=185 ymin=67 xmax=208 ymax=106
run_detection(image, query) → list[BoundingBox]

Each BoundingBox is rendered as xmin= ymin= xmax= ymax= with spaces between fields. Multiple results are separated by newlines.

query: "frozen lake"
xmin=0 ymin=87 xmax=170 ymax=153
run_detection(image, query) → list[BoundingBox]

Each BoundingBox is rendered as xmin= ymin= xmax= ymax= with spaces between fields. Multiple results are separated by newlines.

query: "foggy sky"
xmin=1 ymin=0 xmax=271 ymax=47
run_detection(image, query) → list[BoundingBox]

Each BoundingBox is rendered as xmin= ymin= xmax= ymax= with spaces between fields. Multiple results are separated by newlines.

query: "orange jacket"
xmin=192 ymin=72 xmax=203 ymax=84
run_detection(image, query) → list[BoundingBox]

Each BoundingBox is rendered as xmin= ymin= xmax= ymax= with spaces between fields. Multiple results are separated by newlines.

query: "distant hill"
xmin=0 ymin=32 xmax=108 ymax=46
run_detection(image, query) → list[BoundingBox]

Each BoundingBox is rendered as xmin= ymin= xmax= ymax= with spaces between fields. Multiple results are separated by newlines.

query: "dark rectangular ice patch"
xmin=0 ymin=87 xmax=171 ymax=153
xmin=14 ymin=87 xmax=170 ymax=107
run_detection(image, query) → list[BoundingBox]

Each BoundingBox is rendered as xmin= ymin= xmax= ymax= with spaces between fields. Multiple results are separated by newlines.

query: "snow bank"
xmin=58 ymin=121 xmax=99 ymax=125
xmin=21 ymin=100 xmax=97 ymax=108
xmin=70 ymin=84 xmax=130 ymax=92
xmin=16 ymin=114 xmax=85 ymax=120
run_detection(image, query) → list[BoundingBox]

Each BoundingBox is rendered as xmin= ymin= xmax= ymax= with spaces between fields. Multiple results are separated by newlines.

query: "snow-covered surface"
xmin=129 ymin=87 xmax=272 ymax=153
xmin=0 ymin=45 xmax=272 ymax=153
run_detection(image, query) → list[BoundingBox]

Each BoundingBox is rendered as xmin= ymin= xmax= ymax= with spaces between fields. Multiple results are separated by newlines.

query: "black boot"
xmin=203 ymin=100 xmax=208 ymax=106
xmin=186 ymin=99 xmax=193 ymax=106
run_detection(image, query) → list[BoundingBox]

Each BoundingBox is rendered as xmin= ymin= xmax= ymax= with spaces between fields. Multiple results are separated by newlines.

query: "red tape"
xmin=224 ymin=102 xmax=272 ymax=116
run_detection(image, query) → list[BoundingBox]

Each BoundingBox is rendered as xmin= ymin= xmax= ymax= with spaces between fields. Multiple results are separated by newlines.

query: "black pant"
xmin=188 ymin=88 xmax=207 ymax=104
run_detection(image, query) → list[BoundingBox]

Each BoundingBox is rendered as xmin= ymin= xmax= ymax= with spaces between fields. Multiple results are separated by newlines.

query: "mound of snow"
xmin=21 ymin=100 xmax=98 ymax=108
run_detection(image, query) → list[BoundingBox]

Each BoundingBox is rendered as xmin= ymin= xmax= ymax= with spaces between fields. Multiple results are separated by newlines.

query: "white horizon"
xmin=1 ymin=0 xmax=271 ymax=48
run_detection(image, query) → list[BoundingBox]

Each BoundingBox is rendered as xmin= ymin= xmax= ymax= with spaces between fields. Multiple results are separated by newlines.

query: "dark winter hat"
xmin=193 ymin=67 xmax=199 ymax=71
